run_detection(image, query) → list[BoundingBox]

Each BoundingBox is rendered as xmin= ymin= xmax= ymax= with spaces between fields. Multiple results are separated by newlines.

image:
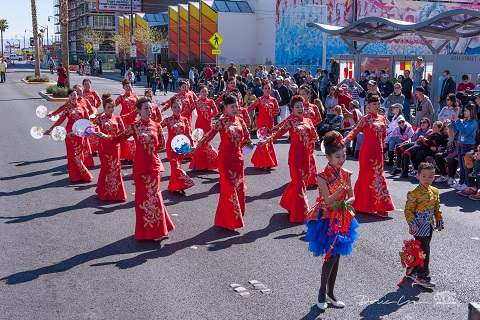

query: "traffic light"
xmin=29 ymin=37 xmax=34 ymax=47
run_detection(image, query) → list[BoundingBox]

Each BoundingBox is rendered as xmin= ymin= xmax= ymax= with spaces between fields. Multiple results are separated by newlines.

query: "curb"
xmin=38 ymin=91 xmax=68 ymax=102
xmin=22 ymin=79 xmax=56 ymax=85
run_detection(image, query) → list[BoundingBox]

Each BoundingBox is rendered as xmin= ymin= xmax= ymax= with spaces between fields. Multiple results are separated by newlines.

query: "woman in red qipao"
xmin=261 ymin=95 xmax=318 ymax=223
xmin=344 ymin=94 xmax=395 ymax=217
xmin=92 ymin=94 xmax=127 ymax=201
xmin=115 ymin=79 xmax=138 ymax=161
xmin=189 ymin=84 xmax=219 ymax=171
xmin=96 ymin=97 xmax=174 ymax=240
xmin=44 ymin=89 xmax=94 ymax=183
xmin=144 ymin=89 xmax=163 ymax=123
xmin=247 ymin=80 xmax=280 ymax=170
xmin=161 ymin=80 xmax=195 ymax=126
xmin=215 ymin=76 xmax=243 ymax=107
xmin=193 ymin=94 xmax=251 ymax=230
xmin=82 ymin=78 xmax=102 ymax=154
xmin=73 ymin=84 xmax=95 ymax=168
xmin=160 ymin=99 xmax=195 ymax=194
xmin=222 ymin=88 xmax=251 ymax=127
xmin=299 ymin=85 xmax=322 ymax=188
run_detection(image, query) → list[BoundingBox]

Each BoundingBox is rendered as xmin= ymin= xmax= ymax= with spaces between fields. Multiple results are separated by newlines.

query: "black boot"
xmin=353 ymin=151 xmax=359 ymax=159
xmin=401 ymin=154 xmax=410 ymax=178
xmin=346 ymin=147 xmax=352 ymax=156
xmin=387 ymin=151 xmax=394 ymax=166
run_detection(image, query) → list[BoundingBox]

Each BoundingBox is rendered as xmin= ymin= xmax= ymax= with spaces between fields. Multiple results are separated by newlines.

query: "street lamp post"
xmin=16 ymin=34 xmax=26 ymax=51
xmin=130 ymin=0 xmax=134 ymax=72
xmin=38 ymin=24 xmax=49 ymax=46
xmin=48 ymin=16 xmax=59 ymax=43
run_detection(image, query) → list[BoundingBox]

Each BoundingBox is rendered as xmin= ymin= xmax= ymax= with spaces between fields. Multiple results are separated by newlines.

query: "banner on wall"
xmin=96 ymin=0 xmax=142 ymax=12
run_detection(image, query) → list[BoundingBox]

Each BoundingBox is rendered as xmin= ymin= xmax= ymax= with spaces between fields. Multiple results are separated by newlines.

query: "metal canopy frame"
xmin=307 ymin=9 xmax=480 ymax=54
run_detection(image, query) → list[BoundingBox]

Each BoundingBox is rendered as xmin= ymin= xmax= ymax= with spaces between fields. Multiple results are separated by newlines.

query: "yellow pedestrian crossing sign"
xmin=209 ymin=32 xmax=223 ymax=49
xmin=86 ymin=43 xmax=93 ymax=54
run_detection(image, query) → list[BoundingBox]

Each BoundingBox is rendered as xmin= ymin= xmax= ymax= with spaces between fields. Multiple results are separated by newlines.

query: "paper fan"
xmin=51 ymin=126 xmax=67 ymax=141
xmin=193 ymin=109 xmax=198 ymax=117
xmin=36 ymin=105 xmax=48 ymax=118
xmin=171 ymin=134 xmax=192 ymax=154
xmin=192 ymin=128 xmax=204 ymax=143
xmin=30 ymin=126 xmax=44 ymax=139
xmin=320 ymin=141 xmax=326 ymax=153
xmin=72 ymin=119 xmax=94 ymax=137
xmin=50 ymin=114 xmax=60 ymax=122
xmin=242 ymin=142 xmax=256 ymax=155
xmin=256 ymin=127 xmax=271 ymax=142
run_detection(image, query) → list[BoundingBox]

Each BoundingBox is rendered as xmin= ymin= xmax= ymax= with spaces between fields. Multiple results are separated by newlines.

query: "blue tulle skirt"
xmin=305 ymin=208 xmax=359 ymax=257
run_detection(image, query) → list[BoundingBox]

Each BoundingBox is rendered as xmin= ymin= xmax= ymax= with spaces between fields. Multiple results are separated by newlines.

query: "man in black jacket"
xmin=402 ymin=70 xmax=413 ymax=122
xmin=439 ymin=70 xmax=456 ymax=113
xmin=275 ymin=76 xmax=293 ymax=122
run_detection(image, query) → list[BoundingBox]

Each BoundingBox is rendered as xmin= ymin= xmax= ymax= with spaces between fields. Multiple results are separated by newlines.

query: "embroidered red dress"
xmin=271 ymin=115 xmax=318 ymax=222
xmin=115 ymin=92 xmax=138 ymax=161
xmin=161 ymin=91 xmax=195 ymax=126
xmin=83 ymin=89 xmax=102 ymax=153
xmin=198 ymin=115 xmax=251 ymax=229
xmin=304 ymin=102 xmax=322 ymax=186
xmin=47 ymin=101 xmax=94 ymax=182
xmin=189 ymin=97 xmax=219 ymax=171
xmin=344 ymin=113 xmax=395 ymax=213
xmin=110 ymin=119 xmax=174 ymax=240
xmin=160 ymin=115 xmax=195 ymax=191
xmin=77 ymin=96 xmax=95 ymax=167
xmin=247 ymin=95 xmax=280 ymax=168
xmin=93 ymin=113 xmax=127 ymax=201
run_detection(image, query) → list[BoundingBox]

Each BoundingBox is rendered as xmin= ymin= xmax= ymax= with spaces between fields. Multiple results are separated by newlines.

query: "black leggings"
xmin=434 ymin=153 xmax=458 ymax=177
xmin=318 ymin=255 xmax=340 ymax=302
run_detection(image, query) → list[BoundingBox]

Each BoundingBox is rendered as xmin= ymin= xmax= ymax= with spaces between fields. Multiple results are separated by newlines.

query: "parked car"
xmin=9 ymin=54 xmax=23 ymax=61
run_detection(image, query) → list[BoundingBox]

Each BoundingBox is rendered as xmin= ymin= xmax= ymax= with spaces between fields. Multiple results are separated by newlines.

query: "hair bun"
xmin=102 ymin=92 xmax=111 ymax=101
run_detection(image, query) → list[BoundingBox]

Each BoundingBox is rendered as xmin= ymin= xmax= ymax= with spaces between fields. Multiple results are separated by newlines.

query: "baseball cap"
xmin=381 ymin=74 xmax=389 ymax=78
xmin=276 ymin=76 xmax=284 ymax=81
xmin=350 ymin=100 xmax=360 ymax=108
xmin=370 ymin=74 xmax=377 ymax=79
xmin=361 ymin=72 xmax=366 ymax=77
xmin=417 ymin=56 xmax=423 ymax=60
xmin=391 ymin=103 xmax=403 ymax=110
xmin=368 ymin=80 xmax=377 ymax=86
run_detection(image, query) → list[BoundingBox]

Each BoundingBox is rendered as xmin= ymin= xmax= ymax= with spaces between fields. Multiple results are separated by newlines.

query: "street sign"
xmin=130 ymin=45 xmax=137 ymax=58
xmin=86 ymin=43 xmax=93 ymax=54
xmin=152 ymin=43 xmax=161 ymax=54
xmin=93 ymin=43 xmax=100 ymax=51
xmin=208 ymin=32 xmax=223 ymax=49
xmin=212 ymin=49 xmax=222 ymax=55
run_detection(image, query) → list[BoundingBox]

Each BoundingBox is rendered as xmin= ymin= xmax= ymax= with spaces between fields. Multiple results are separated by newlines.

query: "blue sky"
xmin=1 ymin=0 xmax=55 ymax=48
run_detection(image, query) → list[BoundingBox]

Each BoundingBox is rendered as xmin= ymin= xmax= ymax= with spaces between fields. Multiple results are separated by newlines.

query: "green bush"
xmin=49 ymin=85 xmax=68 ymax=98
xmin=25 ymin=75 xmax=51 ymax=82
xmin=46 ymin=84 xmax=55 ymax=94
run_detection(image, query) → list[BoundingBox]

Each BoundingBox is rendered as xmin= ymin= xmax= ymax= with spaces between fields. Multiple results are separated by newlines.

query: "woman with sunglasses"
xmin=344 ymin=94 xmax=395 ymax=217
xmin=325 ymin=86 xmax=338 ymax=122
xmin=437 ymin=93 xmax=459 ymax=122
xmin=385 ymin=83 xmax=405 ymax=121
xmin=384 ymin=115 xmax=414 ymax=166
xmin=392 ymin=118 xmax=432 ymax=175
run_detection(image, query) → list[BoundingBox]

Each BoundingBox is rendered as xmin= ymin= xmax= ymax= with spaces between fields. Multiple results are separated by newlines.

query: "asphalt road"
xmin=0 ymin=64 xmax=479 ymax=320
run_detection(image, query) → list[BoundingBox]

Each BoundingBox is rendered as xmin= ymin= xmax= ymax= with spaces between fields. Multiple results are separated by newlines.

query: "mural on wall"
xmin=276 ymin=0 xmax=480 ymax=67
xmin=275 ymin=0 xmax=353 ymax=68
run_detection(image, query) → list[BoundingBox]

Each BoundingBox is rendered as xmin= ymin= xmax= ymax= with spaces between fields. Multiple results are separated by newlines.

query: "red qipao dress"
xmin=48 ymin=101 xmax=94 ymax=182
xmin=160 ymin=115 xmax=195 ymax=191
xmin=304 ymin=102 xmax=322 ymax=186
xmin=189 ymin=97 xmax=219 ymax=171
xmin=83 ymin=89 xmax=102 ymax=153
xmin=161 ymin=91 xmax=195 ymax=125
xmin=198 ymin=115 xmax=251 ymax=229
xmin=247 ymin=96 xmax=280 ymax=168
xmin=92 ymin=113 xmax=127 ymax=201
xmin=115 ymin=92 xmax=138 ymax=161
xmin=344 ymin=113 xmax=395 ymax=213
xmin=77 ymin=97 xmax=95 ymax=168
xmin=270 ymin=115 xmax=318 ymax=223
xmin=110 ymin=119 xmax=174 ymax=240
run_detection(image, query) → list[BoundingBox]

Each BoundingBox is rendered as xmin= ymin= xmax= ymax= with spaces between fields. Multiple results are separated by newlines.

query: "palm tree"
xmin=0 ymin=19 xmax=8 ymax=57
xmin=30 ymin=0 xmax=41 ymax=76
xmin=59 ymin=0 xmax=69 ymax=88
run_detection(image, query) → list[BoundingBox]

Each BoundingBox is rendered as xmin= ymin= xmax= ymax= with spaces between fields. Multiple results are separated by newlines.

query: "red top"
xmin=57 ymin=67 xmax=67 ymax=83
xmin=247 ymin=95 xmax=280 ymax=129
xmin=194 ymin=97 xmax=218 ymax=132
xmin=160 ymin=114 xmax=193 ymax=152
xmin=48 ymin=101 xmax=90 ymax=133
xmin=303 ymin=102 xmax=322 ymax=126
xmin=205 ymin=67 xmax=213 ymax=80
xmin=199 ymin=115 xmax=250 ymax=155
xmin=83 ymin=89 xmax=101 ymax=108
xmin=110 ymin=119 xmax=166 ymax=178
xmin=161 ymin=91 xmax=194 ymax=113
xmin=115 ymin=92 xmax=139 ymax=124
xmin=457 ymin=82 xmax=475 ymax=92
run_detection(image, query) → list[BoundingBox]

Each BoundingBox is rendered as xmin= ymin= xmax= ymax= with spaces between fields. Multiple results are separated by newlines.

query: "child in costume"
xmin=404 ymin=162 xmax=444 ymax=288
xmin=305 ymin=130 xmax=359 ymax=310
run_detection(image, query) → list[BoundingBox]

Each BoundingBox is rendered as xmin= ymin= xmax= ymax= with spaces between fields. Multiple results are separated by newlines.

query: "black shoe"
xmin=400 ymin=172 xmax=408 ymax=178
xmin=392 ymin=168 xmax=402 ymax=175
xmin=386 ymin=161 xmax=394 ymax=166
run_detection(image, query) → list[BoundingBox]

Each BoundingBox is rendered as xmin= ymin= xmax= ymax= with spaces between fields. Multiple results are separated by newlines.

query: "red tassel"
xmin=397 ymin=267 xmax=414 ymax=287
xmin=324 ymin=234 xmax=339 ymax=262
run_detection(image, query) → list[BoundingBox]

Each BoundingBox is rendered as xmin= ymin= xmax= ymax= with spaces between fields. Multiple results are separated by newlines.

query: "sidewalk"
xmin=96 ymin=70 xmax=180 ymax=94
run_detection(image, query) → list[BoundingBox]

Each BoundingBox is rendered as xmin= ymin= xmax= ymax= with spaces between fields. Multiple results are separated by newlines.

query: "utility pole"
xmin=130 ymin=0 xmax=134 ymax=72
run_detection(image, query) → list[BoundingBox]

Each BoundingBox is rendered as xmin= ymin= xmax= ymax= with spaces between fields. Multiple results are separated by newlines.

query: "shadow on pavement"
xmin=439 ymin=189 xmax=478 ymax=213
xmin=0 ymin=164 xmax=67 ymax=181
xmin=299 ymin=304 xmax=325 ymax=320
xmin=206 ymin=212 xmax=298 ymax=251
xmin=9 ymin=156 xmax=67 ymax=167
xmin=245 ymin=183 xmax=287 ymax=203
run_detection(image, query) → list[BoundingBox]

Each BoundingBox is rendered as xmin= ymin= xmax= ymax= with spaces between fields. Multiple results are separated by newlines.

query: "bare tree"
xmin=134 ymin=27 xmax=168 ymax=58
xmin=30 ymin=0 xmax=41 ymax=77
xmin=80 ymin=26 xmax=106 ymax=53
xmin=59 ymin=0 xmax=69 ymax=88
xmin=110 ymin=32 xmax=131 ymax=60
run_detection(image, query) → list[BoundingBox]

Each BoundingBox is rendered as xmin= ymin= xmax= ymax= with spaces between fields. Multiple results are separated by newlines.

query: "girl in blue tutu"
xmin=305 ymin=130 xmax=359 ymax=310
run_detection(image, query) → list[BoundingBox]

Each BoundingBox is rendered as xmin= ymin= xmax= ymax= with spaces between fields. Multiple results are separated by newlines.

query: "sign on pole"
xmin=152 ymin=43 xmax=161 ymax=54
xmin=93 ymin=43 xmax=100 ymax=51
xmin=212 ymin=49 xmax=222 ymax=55
xmin=208 ymin=32 xmax=223 ymax=49
xmin=96 ymin=0 xmax=142 ymax=12
xmin=86 ymin=43 xmax=93 ymax=54
xmin=130 ymin=45 xmax=137 ymax=58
